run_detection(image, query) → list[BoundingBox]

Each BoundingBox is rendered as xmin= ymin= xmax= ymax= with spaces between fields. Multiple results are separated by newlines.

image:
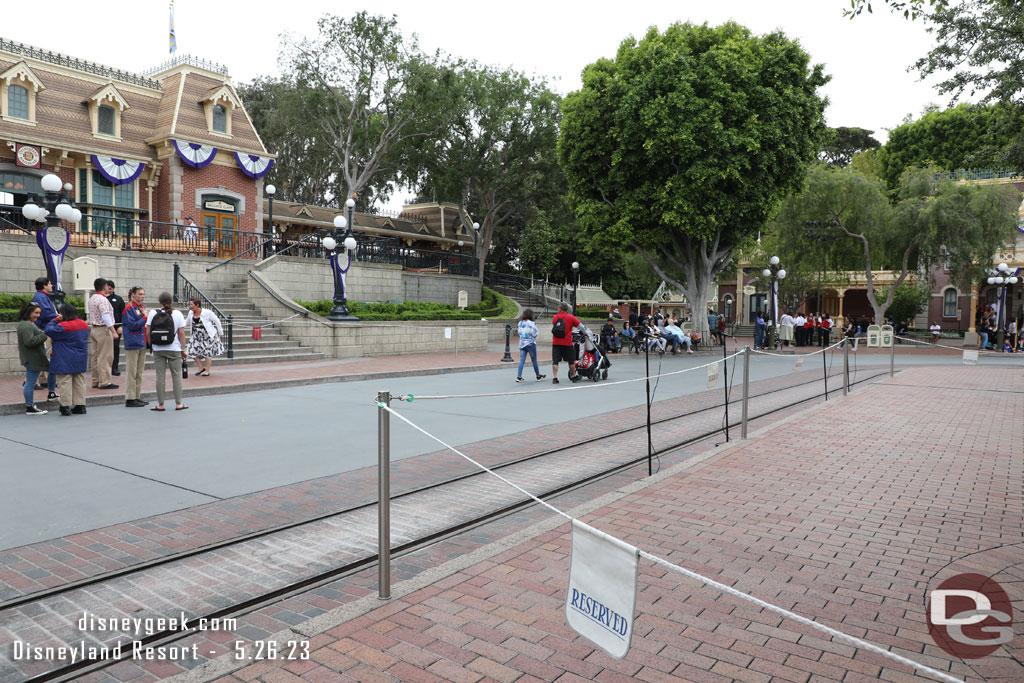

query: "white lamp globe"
xmin=35 ymin=209 xmax=47 ymax=223
xmin=763 ymin=269 xmax=772 ymax=278
xmin=458 ymin=240 xmax=464 ymax=247
xmin=997 ymin=263 xmax=1008 ymax=271
xmin=473 ymin=222 xmax=480 ymax=231
xmin=322 ymin=236 xmax=337 ymax=251
xmin=21 ymin=202 xmax=39 ymax=220
xmin=343 ymin=236 xmax=357 ymax=251
xmin=769 ymin=256 xmax=780 ymax=266
xmin=995 ymin=276 xmax=1004 ymax=284
xmin=1009 ymin=276 xmax=1019 ymax=285
xmin=778 ymin=269 xmax=787 ymax=279
xmin=572 ymin=261 xmax=579 ymax=270
xmin=70 ymin=208 xmax=82 ymax=223
xmin=54 ymin=203 xmax=73 ymax=220
xmin=333 ymin=215 xmax=347 ymax=230
xmin=987 ymin=277 xmax=996 ymax=284
xmin=265 ymin=184 xmax=276 ymax=196
xmin=63 ymin=182 xmax=73 ymax=192
xmin=345 ymin=198 xmax=356 ymax=208
xmin=40 ymin=174 xmax=62 ymax=193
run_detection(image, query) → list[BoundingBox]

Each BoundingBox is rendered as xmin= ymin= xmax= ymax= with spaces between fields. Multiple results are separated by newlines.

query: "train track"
xmin=3 ymin=365 xmax=889 ymax=683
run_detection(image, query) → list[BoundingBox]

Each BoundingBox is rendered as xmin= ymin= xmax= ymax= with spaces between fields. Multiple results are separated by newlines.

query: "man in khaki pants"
xmin=87 ymin=278 xmax=119 ymax=389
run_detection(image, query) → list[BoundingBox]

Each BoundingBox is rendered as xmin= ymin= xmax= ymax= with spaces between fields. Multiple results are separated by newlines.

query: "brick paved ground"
xmin=182 ymin=366 xmax=1021 ymax=683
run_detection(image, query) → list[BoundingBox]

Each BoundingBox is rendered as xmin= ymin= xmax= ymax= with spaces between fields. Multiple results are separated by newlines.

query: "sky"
xmin=4 ymin=1 xmax=952 ymax=208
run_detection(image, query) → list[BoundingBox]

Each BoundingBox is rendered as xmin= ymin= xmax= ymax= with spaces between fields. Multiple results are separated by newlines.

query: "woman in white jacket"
xmin=185 ymin=298 xmax=225 ymax=376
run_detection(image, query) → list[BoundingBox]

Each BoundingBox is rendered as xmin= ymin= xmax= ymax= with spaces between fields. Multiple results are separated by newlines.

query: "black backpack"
xmin=150 ymin=309 xmax=175 ymax=345
xmin=552 ymin=317 xmax=566 ymax=339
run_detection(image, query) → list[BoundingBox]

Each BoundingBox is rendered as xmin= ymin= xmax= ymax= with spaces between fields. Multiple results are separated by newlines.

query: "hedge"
xmin=0 ymin=293 xmax=86 ymax=322
xmin=296 ymin=287 xmax=515 ymax=321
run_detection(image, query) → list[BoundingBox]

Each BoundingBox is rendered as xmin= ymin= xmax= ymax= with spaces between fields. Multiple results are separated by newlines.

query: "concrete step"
xmin=117 ymin=350 xmax=324 ymax=370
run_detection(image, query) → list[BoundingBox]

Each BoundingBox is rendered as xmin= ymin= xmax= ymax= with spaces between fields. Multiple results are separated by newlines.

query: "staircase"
xmin=118 ymin=279 xmax=323 ymax=369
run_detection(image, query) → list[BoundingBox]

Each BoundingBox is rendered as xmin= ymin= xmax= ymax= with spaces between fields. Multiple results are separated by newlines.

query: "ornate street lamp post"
xmin=472 ymin=222 xmax=481 ymax=277
xmin=571 ymin=261 xmax=580 ymax=314
xmin=322 ymin=197 xmax=359 ymax=321
xmin=266 ymin=183 xmax=276 ymax=256
xmin=762 ymin=256 xmax=786 ymax=349
xmin=988 ymin=263 xmax=1019 ymax=349
xmin=21 ymin=173 xmax=82 ymax=305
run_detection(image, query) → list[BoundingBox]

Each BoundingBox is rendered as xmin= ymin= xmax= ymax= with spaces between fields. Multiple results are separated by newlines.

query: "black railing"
xmin=484 ymin=271 xmax=568 ymax=308
xmin=1 ymin=207 xmax=479 ymax=276
xmin=172 ymin=264 xmax=233 ymax=358
xmin=0 ymin=38 xmax=164 ymax=90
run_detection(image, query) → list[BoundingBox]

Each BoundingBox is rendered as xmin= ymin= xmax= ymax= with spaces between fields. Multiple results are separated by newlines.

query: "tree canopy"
xmin=820 ymin=127 xmax=880 ymax=168
xmin=558 ymin=21 xmax=829 ymax=336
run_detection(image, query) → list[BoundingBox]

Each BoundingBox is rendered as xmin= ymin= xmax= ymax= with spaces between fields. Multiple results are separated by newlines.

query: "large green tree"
xmin=404 ymin=63 xmax=562 ymax=275
xmin=559 ymin=22 xmax=829 ymax=338
xmin=820 ymin=127 xmax=881 ymax=168
xmin=284 ymin=12 xmax=460 ymax=209
xmin=775 ymin=165 xmax=1019 ymax=323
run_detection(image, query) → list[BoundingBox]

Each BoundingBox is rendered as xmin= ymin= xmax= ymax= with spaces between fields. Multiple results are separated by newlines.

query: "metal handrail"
xmin=0 ymin=213 xmax=33 ymax=236
xmin=206 ymin=235 xmax=275 ymax=272
xmin=246 ymin=270 xmax=324 ymax=324
xmin=172 ymin=264 xmax=233 ymax=358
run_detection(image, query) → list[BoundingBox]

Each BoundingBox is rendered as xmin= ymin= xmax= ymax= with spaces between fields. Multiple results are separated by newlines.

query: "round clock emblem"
xmin=17 ymin=146 xmax=40 ymax=167
xmin=45 ymin=226 xmax=68 ymax=252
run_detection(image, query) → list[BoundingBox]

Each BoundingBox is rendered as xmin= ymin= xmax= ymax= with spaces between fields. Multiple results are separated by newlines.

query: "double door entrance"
xmin=200 ymin=212 xmax=237 ymax=258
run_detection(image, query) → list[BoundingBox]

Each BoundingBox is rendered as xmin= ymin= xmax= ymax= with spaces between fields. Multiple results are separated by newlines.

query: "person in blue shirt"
xmin=31 ymin=276 xmax=58 ymax=390
xmin=516 ymin=308 xmax=546 ymax=383
xmin=754 ymin=311 xmax=766 ymax=349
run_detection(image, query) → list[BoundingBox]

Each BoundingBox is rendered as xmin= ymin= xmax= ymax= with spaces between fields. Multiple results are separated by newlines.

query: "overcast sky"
xmin=6 ymin=1 xmax=951 ymax=209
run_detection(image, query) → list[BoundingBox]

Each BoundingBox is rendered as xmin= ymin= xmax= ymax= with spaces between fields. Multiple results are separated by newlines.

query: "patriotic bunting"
xmin=234 ymin=152 xmax=274 ymax=179
xmin=91 ymin=155 xmax=145 ymax=185
xmin=172 ymin=139 xmax=218 ymax=168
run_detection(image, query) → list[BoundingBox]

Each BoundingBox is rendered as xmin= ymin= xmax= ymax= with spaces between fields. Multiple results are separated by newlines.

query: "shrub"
xmin=0 ymin=293 xmax=86 ymax=322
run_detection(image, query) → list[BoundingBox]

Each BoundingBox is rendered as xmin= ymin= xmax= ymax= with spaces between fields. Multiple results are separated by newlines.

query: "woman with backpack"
xmin=515 ymin=309 xmax=546 ymax=383
xmin=44 ymin=302 xmax=90 ymax=416
xmin=146 ymin=292 xmax=188 ymax=411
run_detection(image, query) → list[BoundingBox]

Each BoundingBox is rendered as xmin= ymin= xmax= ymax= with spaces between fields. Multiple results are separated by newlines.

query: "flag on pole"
xmin=169 ymin=1 xmax=177 ymax=54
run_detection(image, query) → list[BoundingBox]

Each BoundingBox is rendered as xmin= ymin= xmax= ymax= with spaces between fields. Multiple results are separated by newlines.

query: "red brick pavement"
xmin=191 ymin=366 xmax=1022 ymax=683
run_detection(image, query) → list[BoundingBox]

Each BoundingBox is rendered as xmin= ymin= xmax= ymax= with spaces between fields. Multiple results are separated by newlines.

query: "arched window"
xmin=942 ymin=287 xmax=958 ymax=318
xmin=97 ymin=105 xmax=115 ymax=135
xmin=212 ymin=104 xmax=227 ymax=133
xmin=8 ymin=84 xmax=29 ymax=119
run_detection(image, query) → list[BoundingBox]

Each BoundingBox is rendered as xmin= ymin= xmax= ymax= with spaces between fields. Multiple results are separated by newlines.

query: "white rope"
xmin=230 ymin=313 xmax=306 ymax=327
xmin=376 ymin=404 xmax=963 ymax=683
xmin=894 ymin=335 xmax=1013 ymax=356
xmin=751 ymin=339 xmax=845 ymax=358
xmin=411 ymin=351 xmax=744 ymax=400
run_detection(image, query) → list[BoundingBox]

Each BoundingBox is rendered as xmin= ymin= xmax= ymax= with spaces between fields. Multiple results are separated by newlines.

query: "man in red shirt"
xmin=550 ymin=302 xmax=581 ymax=384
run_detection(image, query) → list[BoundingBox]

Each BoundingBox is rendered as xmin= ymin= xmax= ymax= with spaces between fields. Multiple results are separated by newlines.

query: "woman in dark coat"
xmin=17 ymin=302 xmax=56 ymax=414
xmin=45 ymin=302 xmax=90 ymax=416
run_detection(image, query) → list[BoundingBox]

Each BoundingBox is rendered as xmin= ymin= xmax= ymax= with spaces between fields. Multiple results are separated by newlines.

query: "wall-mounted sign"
xmin=15 ymin=144 xmax=41 ymax=168
xmin=742 ymin=285 xmax=756 ymax=295
xmin=204 ymin=200 xmax=235 ymax=212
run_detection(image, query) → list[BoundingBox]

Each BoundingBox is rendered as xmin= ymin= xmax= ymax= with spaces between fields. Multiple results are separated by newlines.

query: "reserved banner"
xmin=565 ymin=520 xmax=638 ymax=659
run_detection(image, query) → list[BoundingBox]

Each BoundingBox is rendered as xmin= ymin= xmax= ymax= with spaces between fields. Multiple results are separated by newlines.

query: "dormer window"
xmin=98 ymin=105 xmax=116 ymax=135
xmin=1 ymin=61 xmax=45 ymax=126
xmin=84 ymin=83 xmax=129 ymax=141
xmin=212 ymin=104 xmax=227 ymax=133
xmin=201 ymin=84 xmax=241 ymax=138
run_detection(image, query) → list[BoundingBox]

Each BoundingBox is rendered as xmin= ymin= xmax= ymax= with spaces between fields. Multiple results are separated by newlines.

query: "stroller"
xmin=571 ymin=324 xmax=611 ymax=382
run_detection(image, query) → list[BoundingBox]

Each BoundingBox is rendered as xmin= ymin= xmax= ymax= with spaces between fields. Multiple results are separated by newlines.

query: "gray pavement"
xmin=1 ymin=349 xmax=1021 ymax=550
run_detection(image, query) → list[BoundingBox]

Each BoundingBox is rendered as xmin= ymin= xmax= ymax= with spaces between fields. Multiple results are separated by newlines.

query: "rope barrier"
xmin=751 ymin=339 xmax=846 ymax=358
xmin=376 ymin=404 xmax=964 ymax=683
xmin=408 ymin=351 xmax=745 ymax=400
xmin=894 ymin=335 xmax=1017 ymax=356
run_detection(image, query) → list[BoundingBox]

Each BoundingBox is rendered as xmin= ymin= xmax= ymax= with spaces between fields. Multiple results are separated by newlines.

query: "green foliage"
xmin=295 ymin=287 xmax=515 ymax=321
xmin=820 ymin=127 xmax=881 ymax=168
xmin=883 ymin=282 xmax=931 ymax=323
xmin=558 ymin=21 xmax=829 ymax=339
xmin=0 ymin=294 xmax=85 ymax=322
xmin=575 ymin=307 xmax=613 ymax=319
xmin=877 ymin=104 xmax=1023 ymax=189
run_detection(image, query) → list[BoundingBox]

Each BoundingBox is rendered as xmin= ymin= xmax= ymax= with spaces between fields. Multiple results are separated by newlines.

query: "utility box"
xmin=866 ymin=324 xmax=881 ymax=347
xmin=879 ymin=324 xmax=894 ymax=347
xmin=72 ymin=257 xmax=99 ymax=292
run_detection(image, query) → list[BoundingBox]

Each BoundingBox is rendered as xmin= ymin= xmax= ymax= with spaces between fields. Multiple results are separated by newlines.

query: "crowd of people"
xmin=975 ymin=303 xmax=1022 ymax=352
xmin=16 ymin=276 xmax=227 ymax=415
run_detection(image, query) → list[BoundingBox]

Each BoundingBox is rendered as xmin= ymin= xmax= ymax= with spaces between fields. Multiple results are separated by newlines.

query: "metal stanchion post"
xmin=645 ymin=337 xmax=652 ymax=476
xmin=842 ymin=341 xmax=850 ymax=397
xmin=501 ymin=323 xmax=514 ymax=362
xmin=227 ymin=316 xmax=234 ymax=359
xmin=722 ymin=337 xmax=729 ymax=442
xmin=741 ymin=346 xmax=750 ymax=439
xmin=377 ymin=391 xmax=392 ymax=600
xmin=889 ymin=337 xmax=895 ymax=377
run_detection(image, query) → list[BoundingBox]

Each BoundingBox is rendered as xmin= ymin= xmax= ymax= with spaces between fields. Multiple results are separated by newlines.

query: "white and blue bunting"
xmin=91 ymin=155 xmax=145 ymax=185
xmin=172 ymin=139 xmax=218 ymax=168
xmin=234 ymin=152 xmax=274 ymax=179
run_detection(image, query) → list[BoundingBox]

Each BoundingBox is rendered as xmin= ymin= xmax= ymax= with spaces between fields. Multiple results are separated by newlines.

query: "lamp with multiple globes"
xmin=321 ymin=198 xmax=359 ymax=321
xmin=988 ymin=263 xmax=1020 ymax=349
xmin=762 ymin=256 xmax=786 ymax=349
xmin=22 ymin=173 xmax=82 ymax=303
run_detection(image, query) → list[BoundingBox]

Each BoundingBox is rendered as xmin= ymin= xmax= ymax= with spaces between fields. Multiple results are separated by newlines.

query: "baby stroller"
xmin=571 ymin=325 xmax=611 ymax=382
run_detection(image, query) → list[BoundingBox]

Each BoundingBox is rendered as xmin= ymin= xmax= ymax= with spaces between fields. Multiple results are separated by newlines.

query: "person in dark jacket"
xmin=45 ymin=302 xmax=91 ymax=416
xmin=121 ymin=286 xmax=149 ymax=407
xmin=18 ymin=302 xmax=56 ymax=414
xmin=31 ymin=276 xmax=57 ymax=389
xmin=107 ymin=280 xmax=126 ymax=377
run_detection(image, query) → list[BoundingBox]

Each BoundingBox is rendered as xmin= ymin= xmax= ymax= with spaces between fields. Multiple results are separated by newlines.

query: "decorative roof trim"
xmin=0 ymin=38 xmax=161 ymax=90
xmin=202 ymin=84 xmax=242 ymax=109
xmin=84 ymin=83 xmax=130 ymax=111
xmin=0 ymin=60 xmax=45 ymax=91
